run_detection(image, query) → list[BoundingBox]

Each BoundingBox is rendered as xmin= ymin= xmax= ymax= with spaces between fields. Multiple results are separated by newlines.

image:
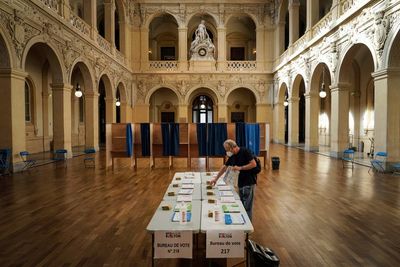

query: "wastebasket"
xmin=248 ymin=239 xmax=280 ymax=267
xmin=271 ymin=157 xmax=280 ymax=170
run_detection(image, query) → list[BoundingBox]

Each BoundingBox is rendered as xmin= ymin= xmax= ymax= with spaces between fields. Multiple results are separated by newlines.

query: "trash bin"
xmin=248 ymin=239 xmax=280 ymax=267
xmin=271 ymin=157 xmax=280 ymax=170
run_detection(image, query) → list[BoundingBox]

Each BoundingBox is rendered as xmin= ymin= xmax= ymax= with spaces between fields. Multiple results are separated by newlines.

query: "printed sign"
xmin=154 ymin=231 xmax=192 ymax=259
xmin=206 ymin=230 xmax=244 ymax=258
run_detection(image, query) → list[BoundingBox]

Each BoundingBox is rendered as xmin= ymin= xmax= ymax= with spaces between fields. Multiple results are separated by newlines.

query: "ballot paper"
xmin=172 ymin=212 xmax=192 ymax=222
xmin=227 ymin=213 xmax=245 ymax=225
xmin=222 ymin=204 xmax=240 ymax=213
xmin=220 ymin=196 xmax=235 ymax=203
xmin=217 ymin=185 xmax=231 ymax=191
xmin=177 ymin=195 xmax=193 ymax=202
xmin=181 ymin=183 xmax=194 ymax=189
xmin=178 ymin=189 xmax=194 ymax=195
xmin=219 ymin=191 xmax=234 ymax=197
xmin=216 ymin=179 xmax=226 ymax=185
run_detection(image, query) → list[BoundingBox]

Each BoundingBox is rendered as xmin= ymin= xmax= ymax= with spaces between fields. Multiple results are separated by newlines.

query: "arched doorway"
xmin=148 ymin=14 xmax=179 ymax=61
xmin=226 ymin=88 xmax=257 ymax=122
xmin=225 ymin=15 xmax=256 ymax=61
xmin=192 ymin=95 xmax=213 ymax=123
xmin=149 ymin=88 xmax=179 ymax=123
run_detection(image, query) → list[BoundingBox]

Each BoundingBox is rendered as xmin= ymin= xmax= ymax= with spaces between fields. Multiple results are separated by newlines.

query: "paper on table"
xmin=217 ymin=185 xmax=231 ymax=191
xmin=229 ymin=213 xmax=245 ymax=224
xmin=178 ymin=189 xmax=194 ymax=195
xmin=216 ymin=179 xmax=226 ymax=185
xmin=220 ymin=196 xmax=235 ymax=203
xmin=219 ymin=191 xmax=234 ymax=197
xmin=182 ymin=183 xmax=194 ymax=189
xmin=177 ymin=195 xmax=193 ymax=202
xmin=222 ymin=204 xmax=240 ymax=213
xmin=172 ymin=212 xmax=192 ymax=222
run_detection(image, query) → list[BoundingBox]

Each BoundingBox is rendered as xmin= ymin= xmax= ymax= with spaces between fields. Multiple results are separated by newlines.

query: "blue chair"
xmin=0 ymin=149 xmax=11 ymax=176
xmin=342 ymin=149 xmax=354 ymax=169
xmin=369 ymin=151 xmax=387 ymax=174
xmin=392 ymin=162 xmax=400 ymax=175
xmin=84 ymin=148 xmax=96 ymax=168
xmin=20 ymin=151 xmax=36 ymax=171
xmin=54 ymin=149 xmax=68 ymax=167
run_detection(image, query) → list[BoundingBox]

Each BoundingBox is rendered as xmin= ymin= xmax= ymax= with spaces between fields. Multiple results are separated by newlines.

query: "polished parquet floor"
xmin=0 ymin=144 xmax=399 ymax=267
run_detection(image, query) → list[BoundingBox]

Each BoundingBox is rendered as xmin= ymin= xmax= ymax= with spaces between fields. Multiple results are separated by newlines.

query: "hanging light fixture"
xmin=283 ymin=97 xmax=289 ymax=107
xmin=319 ymin=67 xmax=327 ymax=99
xmin=116 ymin=97 xmax=121 ymax=107
xmin=74 ymin=83 xmax=82 ymax=98
xmin=200 ymin=96 xmax=206 ymax=109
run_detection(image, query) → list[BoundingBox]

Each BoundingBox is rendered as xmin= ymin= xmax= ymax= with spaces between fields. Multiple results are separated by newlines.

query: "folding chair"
xmin=54 ymin=149 xmax=68 ymax=168
xmin=342 ymin=149 xmax=354 ymax=169
xmin=369 ymin=151 xmax=387 ymax=174
xmin=392 ymin=163 xmax=400 ymax=175
xmin=0 ymin=149 xmax=11 ymax=176
xmin=19 ymin=151 xmax=36 ymax=171
xmin=84 ymin=148 xmax=96 ymax=168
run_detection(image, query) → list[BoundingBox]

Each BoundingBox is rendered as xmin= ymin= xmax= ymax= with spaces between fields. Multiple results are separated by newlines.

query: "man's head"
xmin=223 ymin=139 xmax=239 ymax=156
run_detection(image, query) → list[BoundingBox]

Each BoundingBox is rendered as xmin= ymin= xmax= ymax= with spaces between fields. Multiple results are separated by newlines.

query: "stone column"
xmin=372 ymin=69 xmax=400 ymax=162
xmin=273 ymin=102 xmax=286 ymax=143
xmin=217 ymin=26 xmax=227 ymax=71
xmin=304 ymin=92 xmax=319 ymax=151
xmin=288 ymin=96 xmax=299 ymax=145
xmin=256 ymin=103 xmax=270 ymax=123
xmin=275 ymin=22 xmax=285 ymax=57
xmin=131 ymin=25 xmax=141 ymax=72
xmin=177 ymin=104 xmax=189 ymax=123
xmin=0 ymin=69 xmax=26 ymax=171
xmin=120 ymin=101 xmax=128 ymax=123
xmin=105 ymin=97 xmax=116 ymax=123
xmin=217 ymin=103 xmax=228 ymax=122
xmin=61 ymin=0 xmax=71 ymax=20
xmin=178 ymin=27 xmax=188 ymax=71
xmin=330 ymin=83 xmax=350 ymax=157
xmin=256 ymin=26 xmax=265 ymax=71
xmin=140 ymin=26 xmax=149 ymax=70
xmin=306 ymin=0 xmax=319 ymax=31
xmin=85 ymin=91 xmax=99 ymax=150
xmin=104 ymin=0 xmax=115 ymax=46
xmin=288 ymin=0 xmax=300 ymax=46
xmin=83 ymin=0 xmax=96 ymax=32
xmin=52 ymin=83 xmax=73 ymax=157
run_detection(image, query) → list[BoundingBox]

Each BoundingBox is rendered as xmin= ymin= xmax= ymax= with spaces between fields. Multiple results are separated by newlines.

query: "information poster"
xmin=154 ymin=231 xmax=192 ymax=259
xmin=206 ymin=230 xmax=244 ymax=258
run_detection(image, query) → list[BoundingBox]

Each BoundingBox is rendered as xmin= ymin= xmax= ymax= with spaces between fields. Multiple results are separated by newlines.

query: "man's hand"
xmin=210 ymin=177 xmax=218 ymax=186
xmin=232 ymin=165 xmax=241 ymax=171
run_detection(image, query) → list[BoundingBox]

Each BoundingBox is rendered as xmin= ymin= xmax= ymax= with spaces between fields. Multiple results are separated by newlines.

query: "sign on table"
xmin=206 ymin=230 xmax=245 ymax=258
xmin=154 ymin=231 xmax=192 ymax=259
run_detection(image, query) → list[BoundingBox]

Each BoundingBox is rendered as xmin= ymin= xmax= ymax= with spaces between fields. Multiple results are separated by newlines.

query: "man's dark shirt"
xmin=225 ymin=147 xmax=257 ymax=188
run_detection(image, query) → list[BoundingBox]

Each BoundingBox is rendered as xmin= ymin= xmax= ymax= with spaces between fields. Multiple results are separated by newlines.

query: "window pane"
xmin=200 ymin=113 xmax=206 ymax=123
xmin=193 ymin=110 xmax=198 ymax=123
xmin=207 ymin=111 xmax=213 ymax=123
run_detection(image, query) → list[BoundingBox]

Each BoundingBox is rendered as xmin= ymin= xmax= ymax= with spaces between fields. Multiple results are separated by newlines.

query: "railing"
xmin=149 ymin=61 xmax=178 ymax=71
xmin=97 ymin=35 xmax=112 ymax=54
xmin=69 ymin=14 xmax=90 ymax=37
xmin=291 ymin=34 xmax=308 ymax=55
xmin=226 ymin=61 xmax=257 ymax=71
xmin=115 ymin=49 xmax=125 ymax=64
xmin=38 ymin=0 xmax=60 ymax=14
xmin=311 ymin=12 xmax=333 ymax=39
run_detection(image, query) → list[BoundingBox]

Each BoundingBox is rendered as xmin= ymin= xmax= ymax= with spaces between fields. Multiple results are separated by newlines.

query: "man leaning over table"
xmin=210 ymin=139 xmax=257 ymax=221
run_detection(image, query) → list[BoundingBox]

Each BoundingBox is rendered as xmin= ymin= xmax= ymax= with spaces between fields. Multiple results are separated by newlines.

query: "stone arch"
xmin=291 ymin=74 xmax=306 ymax=98
xmin=69 ymin=59 xmax=95 ymax=93
xmin=144 ymin=11 xmax=179 ymax=29
xmin=22 ymin=37 xmax=65 ymax=84
xmin=0 ymin=27 xmax=14 ymax=68
xmin=277 ymin=0 xmax=289 ymax=23
xmin=99 ymin=73 xmax=113 ymax=98
xmin=145 ymin=85 xmax=181 ymax=105
xmin=116 ymin=81 xmax=127 ymax=103
xmin=383 ymin=21 xmax=400 ymax=68
xmin=336 ymin=42 xmax=377 ymax=84
xmin=224 ymin=85 xmax=260 ymax=104
xmin=115 ymin=0 xmax=126 ymax=22
xmin=225 ymin=87 xmax=257 ymax=122
xmin=185 ymin=85 xmax=219 ymax=104
xmin=187 ymin=13 xmax=218 ymax=45
xmin=225 ymin=12 xmax=260 ymax=28
xmin=186 ymin=12 xmax=219 ymax=28
xmin=310 ymin=62 xmax=332 ymax=94
xmin=278 ymin=82 xmax=289 ymax=103
xmin=148 ymin=87 xmax=180 ymax=123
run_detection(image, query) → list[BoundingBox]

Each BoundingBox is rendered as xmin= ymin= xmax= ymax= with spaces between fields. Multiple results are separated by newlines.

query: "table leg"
xmin=152 ymin=233 xmax=155 ymax=267
xmin=246 ymin=233 xmax=249 ymax=267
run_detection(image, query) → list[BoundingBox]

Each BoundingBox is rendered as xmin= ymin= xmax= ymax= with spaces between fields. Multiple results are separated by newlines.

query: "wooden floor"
xmin=0 ymin=144 xmax=399 ymax=267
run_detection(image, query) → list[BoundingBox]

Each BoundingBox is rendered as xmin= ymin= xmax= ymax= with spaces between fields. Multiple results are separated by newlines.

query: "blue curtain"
xmin=161 ymin=123 xmax=170 ymax=156
xmin=196 ymin=123 xmax=208 ymax=156
xmin=140 ymin=123 xmax=151 ymax=156
xmin=170 ymin=123 xmax=180 ymax=156
xmin=245 ymin=123 xmax=260 ymax=155
xmin=235 ymin=122 xmax=246 ymax=147
xmin=208 ymin=123 xmax=227 ymax=156
xmin=126 ymin=124 xmax=133 ymax=157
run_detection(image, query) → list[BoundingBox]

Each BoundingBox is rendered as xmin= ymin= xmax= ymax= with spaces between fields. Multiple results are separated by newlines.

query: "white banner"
xmin=154 ymin=231 xmax=192 ymax=259
xmin=206 ymin=230 xmax=244 ymax=258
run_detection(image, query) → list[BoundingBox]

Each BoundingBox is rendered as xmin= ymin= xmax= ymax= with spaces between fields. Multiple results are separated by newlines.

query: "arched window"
xmin=25 ymin=81 xmax=32 ymax=122
xmin=192 ymin=95 xmax=213 ymax=123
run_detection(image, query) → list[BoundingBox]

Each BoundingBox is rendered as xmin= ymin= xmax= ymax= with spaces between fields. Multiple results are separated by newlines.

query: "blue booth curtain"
xmin=126 ymin=124 xmax=133 ymax=157
xmin=208 ymin=123 xmax=227 ymax=156
xmin=196 ymin=123 xmax=208 ymax=156
xmin=245 ymin=123 xmax=260 ymax=155
xmin=235 ymin=122 xmax=246 ymax=147
xmin=161 ymin=123 xmax=170 ymax=156
xmin=140 ymin=123 xmax=151 ymax=156
xmin=170 ymin=123 xmax=180 ymax=156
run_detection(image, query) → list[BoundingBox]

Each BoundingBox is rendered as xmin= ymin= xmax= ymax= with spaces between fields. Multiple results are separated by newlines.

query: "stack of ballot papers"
xmin=222 ymin=204 xmax=240 ymax=213
xmin=172 ymin=212 xmax=192 ymax=222
xmin=217 ymin=185 xmax=231 ymax=191
xmin=182 ymin=183 xmax=194 ymax=189
xmin=174 ymin=203 xmax=192 ymax=212
xmin=220 ymin=196 xmax=235 ymax=203
xmin=226 ymin=213 xmax=245 ymax=225
xmin=219 ymin=191 xmax=234 ymax=197
xmin=178 ymin=189 xmax=193 ymax=195
xmin=177 ymin=195 xmax=192 ymax=202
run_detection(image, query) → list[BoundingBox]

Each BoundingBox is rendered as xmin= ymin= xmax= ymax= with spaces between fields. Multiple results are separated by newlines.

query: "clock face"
xmin=198 ymin=48 xmax=206 ymax=56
